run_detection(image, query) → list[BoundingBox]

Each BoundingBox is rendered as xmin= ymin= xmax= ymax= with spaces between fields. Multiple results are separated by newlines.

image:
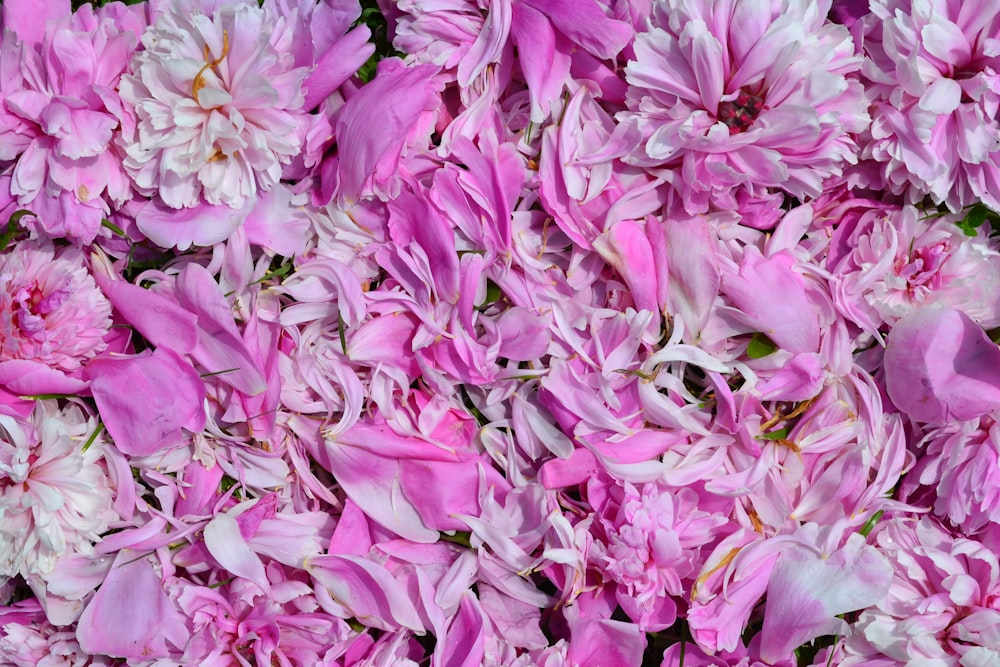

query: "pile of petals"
xmin=3 ymin=0 xmax=1000 ymax=664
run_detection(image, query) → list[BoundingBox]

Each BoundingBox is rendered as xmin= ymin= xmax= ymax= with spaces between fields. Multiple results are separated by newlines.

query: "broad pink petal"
xmin=76 ymin=550 xmax=189 ymax=660
xmin=87 ymin=348 xmax=206 ymax=456
xmin=885 ymin=306 xmax=1000 ymax=423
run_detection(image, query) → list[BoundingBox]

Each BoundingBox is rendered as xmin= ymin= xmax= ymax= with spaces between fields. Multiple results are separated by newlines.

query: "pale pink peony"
xmin=863 ymin=0 xmax=1000 ymax=211
xmin=0 ymin=402 xmax=116 ymax=582
xmin=0 ymin=600 xmax=102 ymax=667
xmin=903 ymin=415 xmax=1000 ymax=536
xmin=0 ymin=239 xmax=112 ymax=372
xmin=118 ymin=0 xmax=310 ymax=209
xmin=841 ymin=517 xmax=1000 ymax=666
xmin=596 ymin=483 xmax=727 ymax=632
xmin=618 ymin=0 xmax=869 ymax=214
xmin=827 ymin=204 xmax=1000 ymax=333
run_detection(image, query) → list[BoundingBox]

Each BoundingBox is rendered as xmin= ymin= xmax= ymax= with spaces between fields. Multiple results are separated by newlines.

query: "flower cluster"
xmin=1 ymin=0 xmax=1000 ymax=665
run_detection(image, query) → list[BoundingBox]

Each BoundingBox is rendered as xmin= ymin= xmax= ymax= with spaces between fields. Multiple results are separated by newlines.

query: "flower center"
xmin=717 ymin=89 xmax=766 ymax=134
xmin=896 ymin=240 xmax=950 ymax=294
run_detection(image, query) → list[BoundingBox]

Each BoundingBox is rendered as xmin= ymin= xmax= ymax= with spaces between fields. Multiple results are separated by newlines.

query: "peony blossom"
xmin=0 ymin=1 xmax=138 ymax=242
xmin=618 ymin=0 xmax=869 ymax=214
xmin=827 ymin=204 xmax=1000 ymax=333
xmin=0 ymin=239 xmax=111 ymax=373
xmin=0 ymin=402 xmax=116 ymax=582
xmin=118 ymin=0 xmax=310 ymax=209
xmin=596 ymin=483 xmax=727 ymax=632
xmin=863 ymin=0 xmax=1000 ymax=212
xmin=840 ymin=517 xmax=1000 ymax=665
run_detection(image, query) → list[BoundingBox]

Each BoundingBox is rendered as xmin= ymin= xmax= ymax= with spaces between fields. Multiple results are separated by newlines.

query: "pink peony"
xmin=0 ymin=239 xmax=111 ymax=373
xmin=596 ymin=483 xmax=727 ymax=632
xmin=841 ymin=517 xmax=1000 ymax=665
xmin=0 ymin=1 xmax=138 ymax=242
xmin=827 ymin=204 xmax=1000 ymax=333
xmin=904 ymin=415 xmax=1000 ymax=537
xmin=118 ymin=0 xmax=310 ymax=209
xmin=863 ymin=0 xmax=1000 ymax=211
xmin=0 ymin=402 xmax=116 ymax=582
xmin=618 ymin=0 xmax=869 ymax=214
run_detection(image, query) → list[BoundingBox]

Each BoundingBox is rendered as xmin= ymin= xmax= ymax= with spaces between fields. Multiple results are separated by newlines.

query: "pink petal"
xmin=306 ymin=554 xmax=425 ymax=633
xmin=87 ymin=348 xmax=206 ymax=456
xmin=76 ymin=550 xmax=189 ymax=660
xmin=885 ymin=306 xmax=1000 ymax=423
xmin=203 ymin=512 xmax=270 ymax=593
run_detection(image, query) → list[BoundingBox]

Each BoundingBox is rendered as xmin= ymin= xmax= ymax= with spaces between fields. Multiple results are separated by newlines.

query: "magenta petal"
xmin=135 ymin=198 xmax=251 ymax=250
xmin=439 ymin=593 xmax=485 ymax=667
xmin=88 ymin=348 xmax=206 ymax=456
xmin=336 ymin=59 xmax=440 ymax=202
xmin=174 ymin=264 xmax=267 ymax=396
xmin=0 ymin=360 xmax=88 ymax=396
xmin=594 ymin=219 xmax=661 ymax=316
xmin=76 ymin=550 xmax=189 ymax=660
xmin=566 ymin=618 xmax=644 ymax=665
xmin=510 ymin=2 xmax=570 ymax=123
xmin=885 ymin=306 xmax=1000 ymax=423
xmin=1 ymin=0 xmax=69 ymax=50
xmin=722 ymin=247 xmax=819 ymax=353
xmin=520 ymin=0 xmax=632 ymax=60
xmin=94 ymin=275 xmax=198 ymax=355
xmin=302 ymin=25 xmax=375 ymax=110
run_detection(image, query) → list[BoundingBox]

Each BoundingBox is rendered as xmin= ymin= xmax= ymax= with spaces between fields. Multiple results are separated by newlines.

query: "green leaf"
xmin=81 ymin=423 xmax=105 ymax=453
xmin=482 ymin=280 xmax=502 ymax=307
xmin=338 ymin=311 xmax=348 ymax=355
xmin=747 ymin=332 xmax=777 ymax=359
xmin=956 ymin=202 xmax=1000 ymax=237
xmin=19 ymin=393 xmax=77 ymax=401
xmin=199 ymin=368 xmax=240 ymax=378
xmin=758 ymin=426 xmax=790 ymax=441
xmin=438 ymin=531 xmax=472 ymax=548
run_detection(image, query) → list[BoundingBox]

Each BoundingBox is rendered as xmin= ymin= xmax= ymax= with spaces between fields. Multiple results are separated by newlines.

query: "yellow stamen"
xmin=191 ymin=29 xmax=230 ymax=100
xmin=691 ymin=547 xmax=740 ymax=601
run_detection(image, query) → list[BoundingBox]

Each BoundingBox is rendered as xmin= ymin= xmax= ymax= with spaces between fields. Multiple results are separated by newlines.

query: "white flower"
xmin=0 ymin=403 xmax=117 ymax=581
xmin=118 ymin=0 xmax=309 ymax=208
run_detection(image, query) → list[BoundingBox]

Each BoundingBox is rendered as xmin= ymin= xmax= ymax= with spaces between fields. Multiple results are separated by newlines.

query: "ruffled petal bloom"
xmin=0 ymin=239 xmax=111 ymax=373
xmin=620 ymin=0 xmax=868 ymax=213
xmin=0 ymin=403 xmax=116 ymax=583
xmin=864 ymin=0 xmax=1000 ymax=211
xmin=118 ymin=0 xmax=310 ymax=211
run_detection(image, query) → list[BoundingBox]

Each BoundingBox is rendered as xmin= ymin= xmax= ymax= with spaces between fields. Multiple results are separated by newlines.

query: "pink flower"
xmin=0 ymin=239 xmax=111 ymax=373
xmin=619 ymin=0 xmax=868 ymax=213
xmin=841 ymin=517 xmax=1000 ymax=666
xmin=596 ymin=484 xmax=727 ymax=631
xmin=904 ymin=415 xmax=1000 ymax=536
xmin=863 ymin=0 xmax=1000 ymax=211
xmin=0 ymin=402 xmax=116 ymax=581
xmin=0 ymin=600 xmax=97 ymax=667
xmin=0 ymin=2 xmax=138 ymax=242
xmin=828 ymin=204 xmax=1000 ymax=334
xmin=118 ymin=0 xmax=310 ymax=209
